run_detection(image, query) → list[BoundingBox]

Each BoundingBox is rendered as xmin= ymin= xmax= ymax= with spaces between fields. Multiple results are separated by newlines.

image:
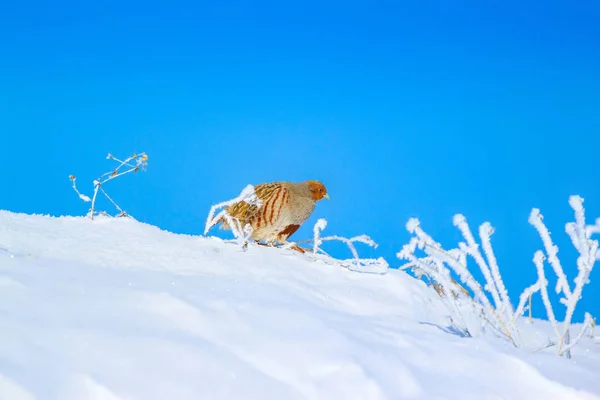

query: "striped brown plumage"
xmin=220 ymin=180 xmax=329 ymax=248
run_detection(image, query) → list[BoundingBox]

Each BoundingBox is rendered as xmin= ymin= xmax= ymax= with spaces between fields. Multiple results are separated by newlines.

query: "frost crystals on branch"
xmin=587 ymin=218 xmax=600 ymax=260
xmin=312 ymin=218 xmax=388 ymax=273
xmin=204 ymin=185 xmax=262 ymax=249
xmin=398 ymin=195 xmax=598 ymax=358
xmin=69 ymin=152 xmax=149 ymax=220
xmin=529 ymin=195 xmax=597 ymax=358
xmin=398 ymin=216 xmax=538 ymax=347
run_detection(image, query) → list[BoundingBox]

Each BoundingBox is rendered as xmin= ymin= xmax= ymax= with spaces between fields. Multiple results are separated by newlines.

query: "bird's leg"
xmin=290 ymin=244 xmax=308 ymax=253
xmin=279 ymin=240 xmax=309 ymax=254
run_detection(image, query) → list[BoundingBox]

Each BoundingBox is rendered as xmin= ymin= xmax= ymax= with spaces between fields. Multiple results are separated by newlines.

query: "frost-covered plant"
xmin=398 ymin=195 xmax=598 ymax=358
xmin=70 ymin=152 xmax=148 ymax=220
xmin=529 ymin=195 xmax=597 ymax=358
xmin=587 ymin=218 xmax=600 ymax=261
xmin=398 ymin=217 xmax=537 ymax=346
xmin=204 ymin=184 xmax=262 ymax=248
xmin=312 ymin=218 xmax=388 ymax=272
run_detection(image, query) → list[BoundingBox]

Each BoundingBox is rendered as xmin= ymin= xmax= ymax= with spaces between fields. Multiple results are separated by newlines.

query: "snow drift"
xmin=0 ymin=210 xmax=599 ymax=400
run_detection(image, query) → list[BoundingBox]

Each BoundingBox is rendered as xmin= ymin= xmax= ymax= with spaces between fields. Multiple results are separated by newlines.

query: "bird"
xmin=219 ymin=180 xmax=329 ymax=252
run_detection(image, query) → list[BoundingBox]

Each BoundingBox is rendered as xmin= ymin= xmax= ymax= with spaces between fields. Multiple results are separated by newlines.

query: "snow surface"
xmin=0 ymin=210 xmax=599 ymax=400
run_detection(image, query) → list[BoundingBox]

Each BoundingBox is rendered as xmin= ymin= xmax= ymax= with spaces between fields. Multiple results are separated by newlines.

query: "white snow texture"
xmin=0 ymin=211 xmax=599 ymax=400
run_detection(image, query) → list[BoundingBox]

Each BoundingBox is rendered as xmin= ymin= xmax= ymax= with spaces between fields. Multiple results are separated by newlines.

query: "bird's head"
xmin=307 ymin=180 xmax=329 ymax=201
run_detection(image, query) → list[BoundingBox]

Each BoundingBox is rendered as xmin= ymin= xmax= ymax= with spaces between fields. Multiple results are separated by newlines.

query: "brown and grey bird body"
xmin=220 ymin=180 xmax=329 ymax=245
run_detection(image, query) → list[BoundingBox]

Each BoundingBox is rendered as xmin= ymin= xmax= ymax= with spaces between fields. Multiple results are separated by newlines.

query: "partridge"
xmin=220 ymin=180 xmax=329 ymax=247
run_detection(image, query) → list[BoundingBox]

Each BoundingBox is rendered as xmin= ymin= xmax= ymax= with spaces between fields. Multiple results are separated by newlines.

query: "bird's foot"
xmin=281 ymin=242 xmax=310 ymax=253
xmin=254 ymin=241 xmax=310 ymax=254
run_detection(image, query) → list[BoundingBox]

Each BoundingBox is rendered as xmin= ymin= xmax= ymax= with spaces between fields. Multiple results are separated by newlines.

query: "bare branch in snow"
xmin=69 ymin=152 xmax=148 ymax=219
xmin=313 ymin=218 xmax=388 ymax=273
xmin=398 ymin=195 xmax=598 ymax=358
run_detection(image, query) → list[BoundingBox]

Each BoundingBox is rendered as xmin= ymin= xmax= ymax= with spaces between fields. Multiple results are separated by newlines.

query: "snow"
xmin=0 ymin=210 xmax=599 ymax=400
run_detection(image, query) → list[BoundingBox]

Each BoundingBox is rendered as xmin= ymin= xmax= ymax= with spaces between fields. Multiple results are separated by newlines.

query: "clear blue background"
xmin=1 ymin=1 xmax=599 ymax=323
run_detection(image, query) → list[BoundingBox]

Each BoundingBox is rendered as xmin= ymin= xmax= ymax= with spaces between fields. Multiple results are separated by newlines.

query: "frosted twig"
xmin=558 ymin=237 xmax=597 ymax=357
xmin=586 ymin=218 xmax=600 ymax=239
xmin=529 ymin=195 xmax=598 ymax=358
xmin=69 ymin=152 xmax=148 ymax=219
xmin=320 ymin=234 xmax=377 ymax=265
xmin=102 ymin=154 xmax=138 ymax=171
xmin=313 ymin=218 xmax=328 ymax=256
xmin=454 ymin=215 xmax=503 ymax=313
xmin=533 ymin=251 xmax=561 ymax=340
xmin=312 ymin=219 xmax=386 ymax=271
xmin=69 ymin=175 xmax=91 ymax=202
xmin=529 ymin=208 xmax=572 ymax=297
xmin=480 ymin=222 xmax=513 ymax=318
xmin=99 ymin=187 xmax=126 ymax=216
xmin=560 ymin=196 xmax=596 ymax=357
xmin=510 ymin=281 xmax=540 ymax=331
xmin=560 ymin=313 xmax=594 ymax=355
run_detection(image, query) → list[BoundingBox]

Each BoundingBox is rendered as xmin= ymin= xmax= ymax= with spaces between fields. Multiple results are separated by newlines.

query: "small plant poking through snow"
xmin=70 ymin=152 xmax=148 ymax=219
xmin=398 ymin=216 xmax=534 ymax=344
xmin=312 ymin=218 xmax=388 ymax=272
xmin=529 ymin=195 xmax=597 ymax=358
xmin=204 ymin=184 xmax=262 ymax=248
xmin=398 ymin=195 xmax=598 ymax=357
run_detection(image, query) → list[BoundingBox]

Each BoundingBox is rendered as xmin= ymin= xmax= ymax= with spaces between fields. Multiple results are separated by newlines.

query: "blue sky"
xmin=1 ymin=1 xmax=599 ymax=322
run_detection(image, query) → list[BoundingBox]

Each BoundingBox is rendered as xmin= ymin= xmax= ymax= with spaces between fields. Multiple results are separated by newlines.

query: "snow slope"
xmin=0 ymin=210 xmax=599 ymax=400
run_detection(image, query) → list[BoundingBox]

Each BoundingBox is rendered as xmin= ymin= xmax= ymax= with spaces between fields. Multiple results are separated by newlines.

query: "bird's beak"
xmin=324 ymin=193 xmax=330 ymax=200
